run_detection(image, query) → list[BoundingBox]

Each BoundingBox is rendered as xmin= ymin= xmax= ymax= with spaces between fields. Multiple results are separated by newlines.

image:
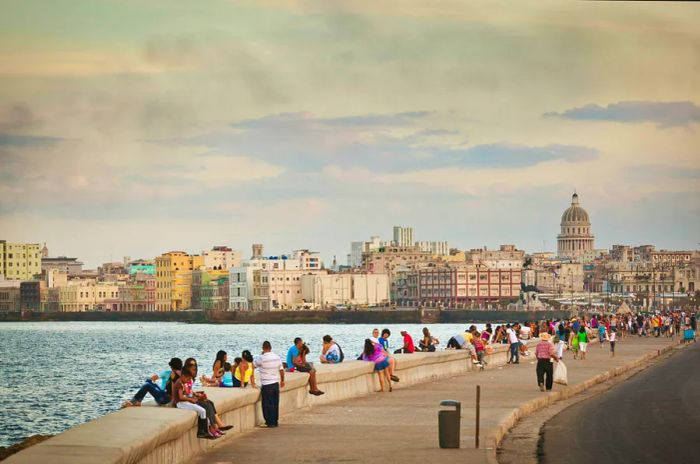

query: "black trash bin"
xmin=438 ymin=399 xmax=461 ymax=448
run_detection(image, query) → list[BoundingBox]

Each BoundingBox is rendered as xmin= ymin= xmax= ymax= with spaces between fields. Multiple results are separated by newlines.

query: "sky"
xmin=0 ymin=0 xmax=698 ymax=268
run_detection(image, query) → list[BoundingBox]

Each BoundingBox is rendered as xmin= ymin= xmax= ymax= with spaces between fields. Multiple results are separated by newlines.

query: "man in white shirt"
xmin=254 ymin=341 xmax=285 ymax=428
xmin=506 ymin=324 xmax=520 ymax=364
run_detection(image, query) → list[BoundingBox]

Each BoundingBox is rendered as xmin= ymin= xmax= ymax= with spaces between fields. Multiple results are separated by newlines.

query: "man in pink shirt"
xmin=535 ymin=333 xmax=558 ymax=391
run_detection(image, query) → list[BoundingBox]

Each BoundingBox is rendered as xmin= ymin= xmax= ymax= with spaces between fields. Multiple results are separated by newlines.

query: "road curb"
xmin=490 ymin=340 xmax=679 ymax=457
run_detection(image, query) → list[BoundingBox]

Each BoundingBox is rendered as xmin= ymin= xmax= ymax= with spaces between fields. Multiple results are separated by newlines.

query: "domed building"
xmin=557 ymin=192 xmax=594 ymax=261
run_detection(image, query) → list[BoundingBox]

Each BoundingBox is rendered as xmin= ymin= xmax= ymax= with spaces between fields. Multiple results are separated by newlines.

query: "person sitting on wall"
xmin=235 ymin=350 xmax=256 ymax=388
xmin=287 ymin=337 xmax=324 ymax=396
xmin=319 ymin=334 xmax=344 ymax=364
xmin=418 ymin=327 xmax=439 ymax=352
xmin=200 ymin=350 xmax=227 ymax=387
xmin=446 ymin=330 xmax=480 ymax=364
xmin=183 ymin=358 xmax=233 ymax=433
xmin=122 ymin=357 xmax=182 ymax=408
xmin=394 ymin=330 xmax=415 ymax=354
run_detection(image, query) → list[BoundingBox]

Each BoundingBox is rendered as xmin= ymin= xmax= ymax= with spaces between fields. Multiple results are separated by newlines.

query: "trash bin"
xmin=438 ymin=399 xmax=461 ymax=448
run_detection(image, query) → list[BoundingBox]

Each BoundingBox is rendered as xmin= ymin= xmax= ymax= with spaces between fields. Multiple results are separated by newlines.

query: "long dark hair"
xmin=214 ymin=350 xmax=227 ymax=371
xmin=363 ymin=338 xmax=375 ymax=357
xmin=184 ymin=357 xmax=198 ymax=377
xmin=241 ymin=350 xmax=253 ymax=363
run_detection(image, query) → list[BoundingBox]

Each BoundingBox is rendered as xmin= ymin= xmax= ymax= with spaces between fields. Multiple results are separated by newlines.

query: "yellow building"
xmin=0 ymin=240 xmax=42 ymax=280
xmin=155 ymin=251 xmax=204 ymax=311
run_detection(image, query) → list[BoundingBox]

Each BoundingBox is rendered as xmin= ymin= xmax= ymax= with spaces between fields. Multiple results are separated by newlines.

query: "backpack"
xmin=336 ymin=343 xmax=345 ymax=362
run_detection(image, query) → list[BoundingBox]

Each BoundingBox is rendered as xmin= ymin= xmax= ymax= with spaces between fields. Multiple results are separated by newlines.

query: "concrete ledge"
xmin=7 ymin=344 xmax=512 ymax=464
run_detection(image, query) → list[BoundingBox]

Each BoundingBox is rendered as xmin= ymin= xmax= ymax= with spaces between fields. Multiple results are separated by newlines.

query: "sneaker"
xmin=472 ymin=359 xmax=480 ymax=364
xmin=539 ymin=384 xmax=545 ymax=392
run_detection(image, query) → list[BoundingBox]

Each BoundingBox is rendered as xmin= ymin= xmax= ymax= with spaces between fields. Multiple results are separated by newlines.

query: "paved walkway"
xmin=541 ymin=341 xmax=700 ymax=464
xmin=196 ymin=336 xmax=678 ymax=464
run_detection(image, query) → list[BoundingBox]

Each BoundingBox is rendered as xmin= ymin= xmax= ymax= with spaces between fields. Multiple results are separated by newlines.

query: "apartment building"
xmin=0 ymin=240 xmax=42 ymax=280
xmin=155 ymin=251 xmax=204 ymax=311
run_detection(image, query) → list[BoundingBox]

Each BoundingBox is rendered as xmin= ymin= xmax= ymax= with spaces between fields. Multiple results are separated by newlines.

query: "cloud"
xmin=544 ymin=101 xmax=700 ymax=128
xmin=438 ymin=143 xmax=598 ymax=168
xmin=0 ymin=134 xmax=66 ymax=146
xmin=180 ymin=111 xmax=598 ymax=172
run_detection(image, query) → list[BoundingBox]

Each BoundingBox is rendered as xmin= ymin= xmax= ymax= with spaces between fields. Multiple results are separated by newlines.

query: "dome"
xmin=560 ymin=193 xmax=590 ymax=225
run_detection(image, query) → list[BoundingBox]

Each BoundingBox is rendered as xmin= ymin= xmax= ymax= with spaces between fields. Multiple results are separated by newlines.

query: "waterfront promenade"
xmin=195 ymin=336 xmax=679 ymax=464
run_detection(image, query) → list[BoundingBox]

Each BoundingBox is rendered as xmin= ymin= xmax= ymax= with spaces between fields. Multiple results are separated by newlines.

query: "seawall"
xmin=0 ymin=309 xmax=572 ymax=324
xmin=6 ymin=345 xmax=513 ymax=464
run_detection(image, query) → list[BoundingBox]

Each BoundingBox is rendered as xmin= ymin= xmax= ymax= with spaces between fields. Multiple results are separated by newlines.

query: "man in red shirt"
xmin=394 ymin=330 xmax=415 ymax=354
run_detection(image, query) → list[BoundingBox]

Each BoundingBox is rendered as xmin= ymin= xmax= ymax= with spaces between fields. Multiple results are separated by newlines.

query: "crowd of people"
xmin=120 ymin=310 xmax=697 ymax=437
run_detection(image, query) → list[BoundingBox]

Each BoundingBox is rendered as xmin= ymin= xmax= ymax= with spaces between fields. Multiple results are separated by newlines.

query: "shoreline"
xmin=0 ymin=308 xmax=573 ymax=324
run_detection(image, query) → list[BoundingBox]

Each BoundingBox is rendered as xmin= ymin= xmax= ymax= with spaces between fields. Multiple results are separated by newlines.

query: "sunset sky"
xmin=1 ymin=0 xmax=698 ymax=266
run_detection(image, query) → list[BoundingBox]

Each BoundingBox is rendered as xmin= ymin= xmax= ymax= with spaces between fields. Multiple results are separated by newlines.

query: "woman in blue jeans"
xmin=122 ymin=357 xmax=182 ymax=407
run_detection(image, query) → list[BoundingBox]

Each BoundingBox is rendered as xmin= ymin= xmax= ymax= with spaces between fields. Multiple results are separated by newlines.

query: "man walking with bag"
xmin=535 ymin=333 xmax=558 ymax=391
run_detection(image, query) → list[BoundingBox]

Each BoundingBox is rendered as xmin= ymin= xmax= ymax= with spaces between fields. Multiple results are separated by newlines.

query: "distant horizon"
xmin=7 ymin=190 xmax=700 ymax=269
xmin=1 ymin=1 xmax=698 ymax=268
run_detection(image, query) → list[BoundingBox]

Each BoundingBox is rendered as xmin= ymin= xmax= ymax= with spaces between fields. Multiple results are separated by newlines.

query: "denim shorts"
xmin=374 ymin=358 xmax=390 ymax=371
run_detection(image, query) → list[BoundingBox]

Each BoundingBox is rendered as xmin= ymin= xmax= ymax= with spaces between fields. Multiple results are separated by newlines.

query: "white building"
xmin=416 ymin=241 xmax=450 ymax=256
xmin=229 ymin=250 xmax=322 ymax=310
xmin=393 ymin=226 xmax=414 ymax=247
xmin=466 ymin=245 xmax=524 ymax=270
xmin=300 ymin=273 xmax=390 ymax=308
xmin=348 ymin=236 xmax=393 ymax=267
xmin=203 ymin=246 xmax=242 ymax=270
xmin=557 ymin=192 xmax=595 ymax=262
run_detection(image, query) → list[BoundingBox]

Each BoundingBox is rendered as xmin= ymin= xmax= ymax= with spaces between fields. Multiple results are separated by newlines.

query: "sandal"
xmin=390 ymin=375 xmax=400 ymax=382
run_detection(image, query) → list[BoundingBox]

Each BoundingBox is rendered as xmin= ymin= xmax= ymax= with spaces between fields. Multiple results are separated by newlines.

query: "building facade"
xmin=41 ymin=256 xmax=84 ymax=275
xmin=58 ymin=281 xmax=120 ymax=312
xmin=557 ymin=193 xmax=595 ymax=261
xmin=155 ymin=251 xmax=204 ymax=311
xmin=203 ymin=246 xmax=242 ymax=270
xmin=229 ymin=252 xmax=321 ymax=311
xmin=192 ymin=268 xmax=230 ymax=311
xmin=300 ymin=273 xmax=390 ymax=308
xmin=403 ymin=263 xmax=522 ymax=306
xmin=250 ymin=268 xmax=327 ymax=311
xmin=416 ymin=241 xmax=450 ymax=256
xmin=0 ymin=241 xmax=42 ymax=280
xmin=0 ymin=280 xmax=21 ymax=311
xmin=393 ymin=226 xmax=414 ymax=247
xmin=465 ymin=244 xmax=524 ymax=269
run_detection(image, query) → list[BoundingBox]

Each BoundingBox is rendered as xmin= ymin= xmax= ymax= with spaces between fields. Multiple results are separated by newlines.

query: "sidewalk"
xmin=194 ymin=336 xmax=678 ymax=464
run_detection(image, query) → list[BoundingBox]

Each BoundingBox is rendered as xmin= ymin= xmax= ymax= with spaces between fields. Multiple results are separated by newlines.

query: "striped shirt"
xmin=254 ymin=352 xmax=283 ymax=386
xmin=535 ymin=341 xmax=554 ymax=360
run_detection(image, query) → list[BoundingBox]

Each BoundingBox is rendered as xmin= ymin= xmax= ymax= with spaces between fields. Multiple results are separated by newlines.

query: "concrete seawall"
xmin=0 ymin=309 xmax=572 ymax=324
xmin=6 ymin=345 xmax=513 ymax=464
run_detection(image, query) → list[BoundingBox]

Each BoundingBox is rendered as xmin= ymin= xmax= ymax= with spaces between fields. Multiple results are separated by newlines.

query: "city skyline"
xmin=1 ymin=1 xmax=699 ymax=267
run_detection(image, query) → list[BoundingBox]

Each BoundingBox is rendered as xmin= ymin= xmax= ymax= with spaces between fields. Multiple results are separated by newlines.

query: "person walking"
xmin=506 ymin=324 xmax=520 ymax=364
xmin=609 ymin=328 xmax=617 ymax=357
xmin=578 ymin=326 xmax=589 ymax=360
xmin=535 ymin=333 xmax=558 ymax=391
xmin=254 ymin=341 xmax=285 ymax=428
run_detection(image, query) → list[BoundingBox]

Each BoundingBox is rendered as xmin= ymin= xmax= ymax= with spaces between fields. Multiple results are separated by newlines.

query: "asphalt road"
xmin=541 ymin=341 xmax=700 ymax=464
